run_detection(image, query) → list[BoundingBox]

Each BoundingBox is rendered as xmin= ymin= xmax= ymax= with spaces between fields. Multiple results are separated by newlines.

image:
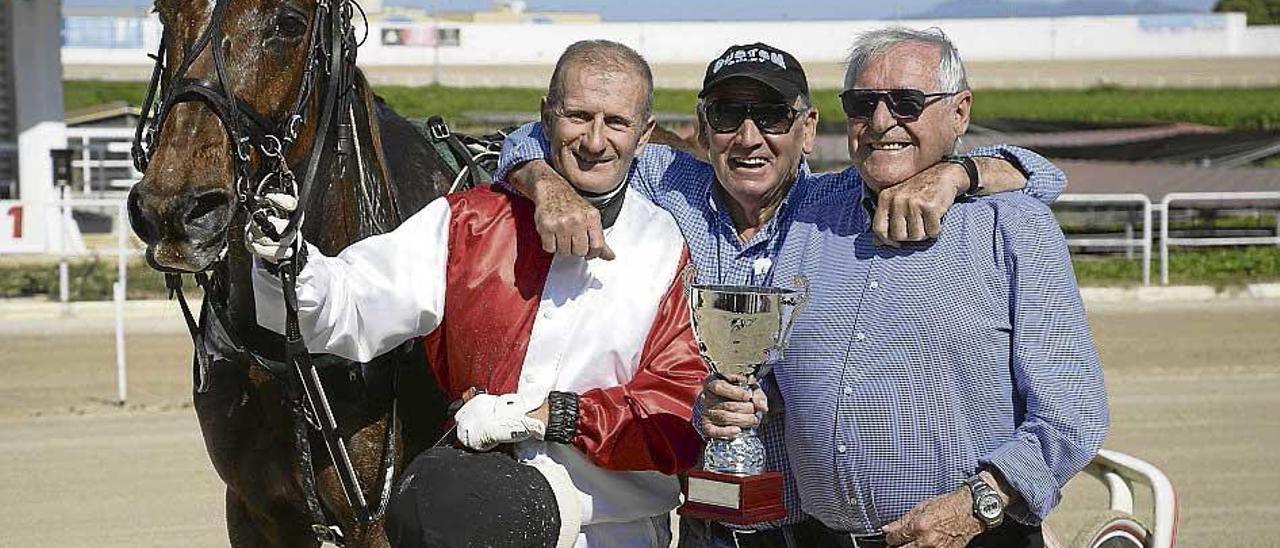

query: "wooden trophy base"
xmin=679 ymin=469 xmax=787 ymax=525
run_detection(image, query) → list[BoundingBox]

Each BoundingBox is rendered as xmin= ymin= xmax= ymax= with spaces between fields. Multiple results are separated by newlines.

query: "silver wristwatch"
xmin=964 ymin=474 xmax=1005 ymax=530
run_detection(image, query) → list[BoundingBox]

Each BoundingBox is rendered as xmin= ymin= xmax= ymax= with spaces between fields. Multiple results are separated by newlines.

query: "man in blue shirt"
xmin=702 ymin=28 xmax=1108 ymax=548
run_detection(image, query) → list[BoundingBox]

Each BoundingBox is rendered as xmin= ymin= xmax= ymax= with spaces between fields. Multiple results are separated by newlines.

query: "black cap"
xmin=700 ymin=43 xmax=809 ymax=102
xmin=386 ymin=447 xmax=563 ymax=548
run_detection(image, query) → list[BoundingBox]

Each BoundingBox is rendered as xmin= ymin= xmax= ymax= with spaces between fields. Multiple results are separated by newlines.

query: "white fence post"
xmin=1159 ymin=202 xmax=1170 ymax=286
xmin=1143 ymin=202 xmax=1153 ymax=287
xmin=58 ymin=189 xmax=71 ymax=308
xmin=115 ymin=200 xmax=128 ymax=405
xmin=1056 ymin=194 xmax=1154 ymax=286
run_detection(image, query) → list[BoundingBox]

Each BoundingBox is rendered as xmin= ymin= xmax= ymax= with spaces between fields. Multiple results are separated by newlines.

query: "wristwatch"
xmin=964 ymin=474 xmax=1005 ymax=530
xmin=941 ymin=155 xmax=981 ymax=197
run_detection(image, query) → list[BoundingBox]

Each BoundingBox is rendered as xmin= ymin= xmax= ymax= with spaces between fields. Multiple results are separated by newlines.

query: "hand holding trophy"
xmin=678 ymin=267 xmax=807 ymax=525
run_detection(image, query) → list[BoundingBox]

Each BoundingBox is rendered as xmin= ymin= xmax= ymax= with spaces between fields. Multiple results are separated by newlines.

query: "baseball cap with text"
xmin=699 ymin=43 xmax=810 ymax=103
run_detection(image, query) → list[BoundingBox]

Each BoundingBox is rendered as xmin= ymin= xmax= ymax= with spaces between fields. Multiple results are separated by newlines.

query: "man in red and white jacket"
xmin=249 ymin=41 xmax=705 ymax=548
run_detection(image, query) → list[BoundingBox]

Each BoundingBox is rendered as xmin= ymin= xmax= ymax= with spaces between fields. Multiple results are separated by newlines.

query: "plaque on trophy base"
xmin=679 ymin=469 xmax=787 ymax=525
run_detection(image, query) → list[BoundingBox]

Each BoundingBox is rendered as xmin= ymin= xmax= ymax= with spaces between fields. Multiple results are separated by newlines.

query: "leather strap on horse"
xmin=425 ymin=116 xmax=492 ymax=192
xmin=165 ymin=273 xmax=213 ymax=394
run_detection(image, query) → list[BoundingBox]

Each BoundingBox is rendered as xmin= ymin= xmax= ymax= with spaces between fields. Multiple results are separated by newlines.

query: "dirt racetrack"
xmin=1 ymin=298 xmax=1278 ymax=547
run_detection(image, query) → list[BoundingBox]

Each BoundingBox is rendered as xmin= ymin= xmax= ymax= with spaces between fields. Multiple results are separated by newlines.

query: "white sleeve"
xmin=252 ymin=197 xmax=451 ymax=362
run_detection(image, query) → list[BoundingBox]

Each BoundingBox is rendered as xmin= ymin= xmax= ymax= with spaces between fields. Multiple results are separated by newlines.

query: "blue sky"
xmin=67 ymin=0 xmax=1220 ymax=21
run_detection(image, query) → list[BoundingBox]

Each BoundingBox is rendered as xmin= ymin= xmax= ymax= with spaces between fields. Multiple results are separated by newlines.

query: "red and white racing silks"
xmin=253 ymin=185 xmax=706 ymax=547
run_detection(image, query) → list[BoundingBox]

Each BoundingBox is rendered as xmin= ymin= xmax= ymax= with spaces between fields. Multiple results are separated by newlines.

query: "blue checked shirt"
xmin=496 ymin=122 xmax=1071 ymax=527
xmin=766 ymin=190 xmax=1108 ymax=532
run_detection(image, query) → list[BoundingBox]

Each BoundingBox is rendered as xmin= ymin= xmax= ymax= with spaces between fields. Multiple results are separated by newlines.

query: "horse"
xmin=126 ymin=0 xmax=466 ymax=545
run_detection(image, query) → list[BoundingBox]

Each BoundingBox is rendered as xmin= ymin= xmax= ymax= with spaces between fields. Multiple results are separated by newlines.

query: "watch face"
xmin=977 ymin=494 xmax=1003 ymax=519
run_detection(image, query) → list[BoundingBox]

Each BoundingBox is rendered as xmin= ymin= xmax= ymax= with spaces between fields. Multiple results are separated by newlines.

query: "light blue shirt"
xmin=767 ymin=190 xmax=1108 ymax=531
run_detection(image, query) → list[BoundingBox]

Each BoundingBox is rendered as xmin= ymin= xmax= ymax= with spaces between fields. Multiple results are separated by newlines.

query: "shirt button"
xmin=844 ymin=387 xmax=853 ymax=395
xmin=541 ymin=309 xmax=553 ymax=319
xmin=855 ymin=332 xmax=866 ymax=342
xmin=837 ymin=444 xmax=847 ymax=454
xmin=868 ymin=280 xmax=879 ymax=289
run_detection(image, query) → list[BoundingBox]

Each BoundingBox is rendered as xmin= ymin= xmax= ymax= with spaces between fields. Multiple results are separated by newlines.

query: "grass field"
xmin=65 ymin=81 xmax=1280 ymax=131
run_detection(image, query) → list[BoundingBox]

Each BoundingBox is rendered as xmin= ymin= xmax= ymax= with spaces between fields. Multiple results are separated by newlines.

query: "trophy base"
xmin=679 ymin=469 xmax=787 ymax=525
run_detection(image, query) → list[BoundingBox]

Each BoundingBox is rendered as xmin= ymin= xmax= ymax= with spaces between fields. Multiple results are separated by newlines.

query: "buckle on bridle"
xmin=427 ymin=116 xmax=451 ymax=141
xmin=236 ymin=136 xmax=253 ymax=162
xmin=312 ymin=524 xmax=346 ymax=547
xmin=260 ymin=135 xmax=283 ymax=158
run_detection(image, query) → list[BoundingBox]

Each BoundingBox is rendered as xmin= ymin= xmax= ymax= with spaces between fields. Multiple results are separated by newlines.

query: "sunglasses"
xmin=839 ymin=88 xmax=959 ymax=121
xmin=701 ymin=102 xmax=804 ymax=135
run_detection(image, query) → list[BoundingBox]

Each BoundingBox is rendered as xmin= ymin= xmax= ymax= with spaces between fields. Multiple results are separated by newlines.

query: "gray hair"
xmin=842 ymin=27 xmax=969 ymax=94
xmin=547 ymin=40 xmax=654 ymax=118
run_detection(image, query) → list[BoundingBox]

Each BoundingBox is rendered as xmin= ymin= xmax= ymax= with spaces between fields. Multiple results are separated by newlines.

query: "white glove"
xmin=455 ymin=393 xmax=547 ymax=452
xmin=246 ymin=192 xmax=302 ymax=264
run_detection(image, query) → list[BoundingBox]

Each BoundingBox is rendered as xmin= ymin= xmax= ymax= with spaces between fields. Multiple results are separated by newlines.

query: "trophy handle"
xmin=778 ymin=274 xmax=810 ymax=351
xmin=680 ymin=263 xmax=705 ymax=347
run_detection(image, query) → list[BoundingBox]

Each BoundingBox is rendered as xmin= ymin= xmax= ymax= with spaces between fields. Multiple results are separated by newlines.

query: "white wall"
xmin=62 ymin=12 xmax=1280 ymax=70
xmin=1242 ymin=25 xmax=1280 ymax=55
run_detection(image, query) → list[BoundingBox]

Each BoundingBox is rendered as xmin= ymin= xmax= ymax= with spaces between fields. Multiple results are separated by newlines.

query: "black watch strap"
xmin=544 ymin=391 xmax=580 ymax=443
xmin=941 ymin=155 xmax=980 ymax=196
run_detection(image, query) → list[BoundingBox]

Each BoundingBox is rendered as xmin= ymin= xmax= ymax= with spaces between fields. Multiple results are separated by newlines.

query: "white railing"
xmin=65 ymin=127 xmax=141 ymax=194
xmin=1159 ymin=192 xmax=1280 ymax=285
xmin=1057 ymin=194 xmax=1154 ymax=286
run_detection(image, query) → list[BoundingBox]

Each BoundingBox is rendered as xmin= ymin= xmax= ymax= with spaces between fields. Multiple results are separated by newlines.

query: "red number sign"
xmin=7 ymin=205 xmax=21 ymax=239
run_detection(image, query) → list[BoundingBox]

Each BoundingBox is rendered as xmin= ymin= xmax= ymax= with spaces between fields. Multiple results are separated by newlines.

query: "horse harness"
xmin=131 ymin=1 xmax=490 ymax=545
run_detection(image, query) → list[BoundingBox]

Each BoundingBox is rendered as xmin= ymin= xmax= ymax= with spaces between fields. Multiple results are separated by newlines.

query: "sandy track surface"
xmin=1 ymin=299 xmax=1277 ymax=547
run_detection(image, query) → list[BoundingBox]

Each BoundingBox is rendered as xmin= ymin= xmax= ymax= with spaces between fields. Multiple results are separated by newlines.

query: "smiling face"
xmin=700 ymin=78 xmax=817 ymax=217
xmin=540 ymin=63 xmax=656 ymax=194
xmin=847 ymin=41 xmax=972 ymax=192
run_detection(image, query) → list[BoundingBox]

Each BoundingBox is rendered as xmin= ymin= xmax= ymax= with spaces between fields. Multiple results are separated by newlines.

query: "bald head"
xmin=547 ymin=40 xmax=654 ymax=119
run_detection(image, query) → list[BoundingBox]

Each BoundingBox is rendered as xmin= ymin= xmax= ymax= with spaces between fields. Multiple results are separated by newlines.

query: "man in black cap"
xmin=492 ymin=42 xmax=1069 ymax=548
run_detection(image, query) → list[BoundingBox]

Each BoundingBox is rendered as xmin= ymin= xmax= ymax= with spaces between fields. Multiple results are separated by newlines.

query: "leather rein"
xmin=131 ymin=1 xmax=391 ymax=544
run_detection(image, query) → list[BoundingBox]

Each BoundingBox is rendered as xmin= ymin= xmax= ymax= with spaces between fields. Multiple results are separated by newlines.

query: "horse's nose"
xmin=182 ymin=187 xmax=234 ymax=243
xmin=128 ymin=182 xmax=233 ymax=245
xmin=127 ymin=183 xmax=160 ymax=245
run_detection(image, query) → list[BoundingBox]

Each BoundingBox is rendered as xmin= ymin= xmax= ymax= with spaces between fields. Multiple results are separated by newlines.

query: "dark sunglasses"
xmin=701 ymin=102 xmax=804 ymax=135
xmin=839 ymin=88 xmax=959 ymax=121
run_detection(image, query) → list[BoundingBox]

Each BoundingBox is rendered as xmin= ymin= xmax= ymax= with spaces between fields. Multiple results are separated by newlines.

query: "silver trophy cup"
xmin=685 ymin=273 xmax=808 ymax=475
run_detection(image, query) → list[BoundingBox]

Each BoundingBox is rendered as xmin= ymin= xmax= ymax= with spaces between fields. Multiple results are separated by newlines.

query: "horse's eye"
xmin=273 ymin=13 xmax=308 ymax=39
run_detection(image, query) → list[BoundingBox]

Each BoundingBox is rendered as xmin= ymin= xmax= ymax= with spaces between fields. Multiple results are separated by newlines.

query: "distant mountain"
xmin=908 ymin=0 xmax=1199 ymax=19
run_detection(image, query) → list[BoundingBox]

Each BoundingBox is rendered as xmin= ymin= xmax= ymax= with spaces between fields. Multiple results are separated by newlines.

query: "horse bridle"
xmin=133 ymin=0 xmax=361 ymax=244
xmin=131 ymin=2 xmax=391 ymax=544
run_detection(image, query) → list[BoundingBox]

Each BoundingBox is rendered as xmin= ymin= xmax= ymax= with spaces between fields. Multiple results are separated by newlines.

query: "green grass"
xmin=64 ymin=80 xmax=148 ymax=114
xmin=0 ymin=257 xmax=172 ymax=301
xmin=66 ymin=81 xmax=1280 ymax=132
xmin=1073 ymin=246 xmax=1280 ymax=288
xmin=969 ymin=87 xmax=1280 ymax=131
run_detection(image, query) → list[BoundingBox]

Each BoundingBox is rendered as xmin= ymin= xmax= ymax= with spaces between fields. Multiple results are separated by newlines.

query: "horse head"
xmin=128 ymin=0 xmax=354 ymax=272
